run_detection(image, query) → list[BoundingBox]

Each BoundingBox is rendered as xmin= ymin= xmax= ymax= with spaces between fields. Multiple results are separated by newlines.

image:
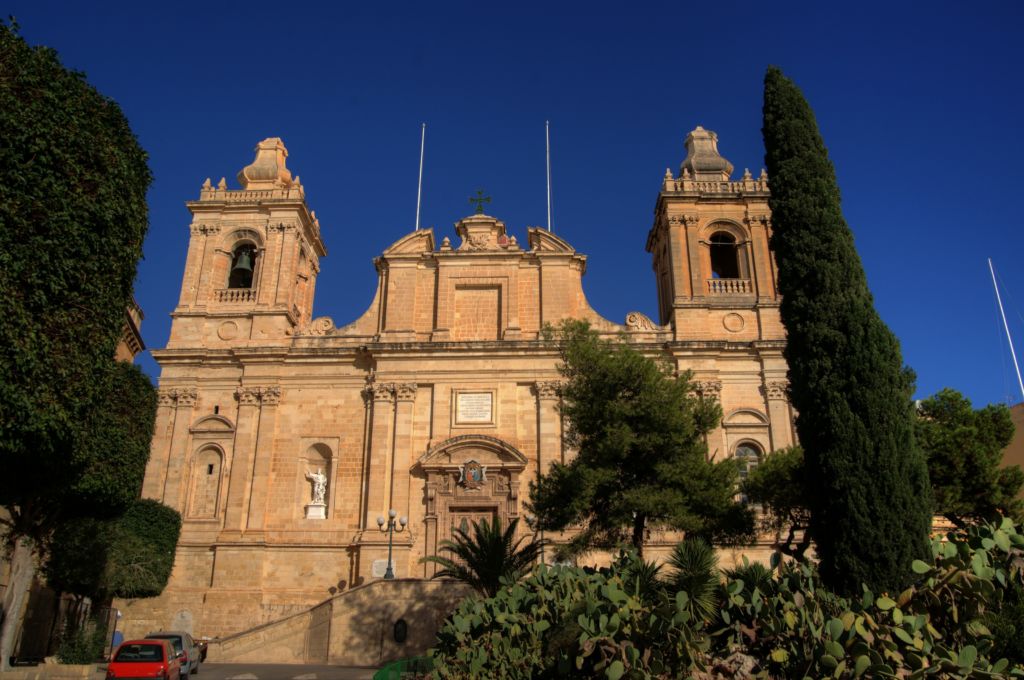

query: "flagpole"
xmin=415 ymin=123 xmax=426 ymax=231
xmin=990 ymin=258 xmax=1024 ymax=402
xmin=546 ymin=120 xmax=552 ymax=232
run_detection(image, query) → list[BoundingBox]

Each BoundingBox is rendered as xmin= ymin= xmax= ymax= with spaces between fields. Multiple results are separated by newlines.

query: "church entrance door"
xmin=448 ymin=506 xmax=497 ymax=540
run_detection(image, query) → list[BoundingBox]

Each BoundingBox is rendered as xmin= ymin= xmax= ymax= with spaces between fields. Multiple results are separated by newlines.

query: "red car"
xmin=107 ymin=639 xmax=183 ymax=680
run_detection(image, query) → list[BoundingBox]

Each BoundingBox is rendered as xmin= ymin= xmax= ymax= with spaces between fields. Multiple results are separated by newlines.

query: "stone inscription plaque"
xmin=371 ymin=559 xmax=390 ymax=578
xmin=456 ymin=392 xmax=493 ymax=424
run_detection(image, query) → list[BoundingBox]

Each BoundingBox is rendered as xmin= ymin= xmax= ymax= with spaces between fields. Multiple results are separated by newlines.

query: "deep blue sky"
xmin=11 ymin=1 xmax=1024 ymax=407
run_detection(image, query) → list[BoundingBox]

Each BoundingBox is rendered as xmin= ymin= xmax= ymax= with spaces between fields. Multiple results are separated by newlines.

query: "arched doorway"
xmin=416 ymin=435 xmax=528 ymax=575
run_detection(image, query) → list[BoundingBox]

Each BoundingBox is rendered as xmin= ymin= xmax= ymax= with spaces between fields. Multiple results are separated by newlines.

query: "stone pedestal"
xmin=305 ymin=503 xmax=326 ymax=520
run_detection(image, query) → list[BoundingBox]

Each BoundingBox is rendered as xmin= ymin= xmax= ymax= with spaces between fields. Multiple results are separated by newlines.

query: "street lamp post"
xmin=376 ymin=509 xmax=408 ymax=579
xmin=108 ymin=609 xmax=122 ymax=659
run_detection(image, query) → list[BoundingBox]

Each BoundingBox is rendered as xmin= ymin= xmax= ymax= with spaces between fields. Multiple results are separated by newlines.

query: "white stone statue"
xmin=305 ymin=468 xmax=327 ymax=505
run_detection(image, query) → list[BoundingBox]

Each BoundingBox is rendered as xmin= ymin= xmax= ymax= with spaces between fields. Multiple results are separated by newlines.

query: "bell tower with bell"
xmin=167 ymin=138 xmax=327 ymax=348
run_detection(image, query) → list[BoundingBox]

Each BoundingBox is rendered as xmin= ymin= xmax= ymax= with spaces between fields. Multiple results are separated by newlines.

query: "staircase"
xmin=205 ymin=579 xmax=469 ymax=667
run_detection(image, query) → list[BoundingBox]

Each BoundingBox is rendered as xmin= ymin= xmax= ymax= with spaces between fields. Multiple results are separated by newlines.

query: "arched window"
xmin=228 ymin=244 xmax=258 ymax=289
xmin=734 ymin=442 xmax=763 ymax=480
xmin=709 ymin=232 xmax=740 ymax=279
xmin=188 ymin=447 xmax=223 ymax=518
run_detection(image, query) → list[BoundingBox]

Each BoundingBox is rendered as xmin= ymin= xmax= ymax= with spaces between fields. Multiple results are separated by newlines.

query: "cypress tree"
xmin=761 ymin=67 xmax=932 ymax=595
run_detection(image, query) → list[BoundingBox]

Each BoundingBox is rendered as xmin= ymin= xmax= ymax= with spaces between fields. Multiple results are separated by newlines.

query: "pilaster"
xmin=362 ymin=382 xmax=395 ymax=529
xmin=245 ymin=386 xmax=281 ymax=533
xmin=763 ymin=380 xmax=793 ymax=450
xmin=695 ymin=380 xmax=726 ymax=460
xmin=142 ymin=389 xmax=184 ymax=502
xmin=533 ymin=381 xmax=561 ymax=472
xmin=222 ymin=386 xmax=264 ymax=535
xmin=161 ymin=388 xmax=197 ymax=511
xmin=388 ymin=383 xmax=418 ymax=518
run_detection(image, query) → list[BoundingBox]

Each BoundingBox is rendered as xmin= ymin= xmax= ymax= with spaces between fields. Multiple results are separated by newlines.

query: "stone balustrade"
xmin=706 ymin=278 xmax=752 ymax=295
xmin=666 ymin=177 xmax=769 ymax=195
xmin=215 ymin=288 xmax=257 ymax=303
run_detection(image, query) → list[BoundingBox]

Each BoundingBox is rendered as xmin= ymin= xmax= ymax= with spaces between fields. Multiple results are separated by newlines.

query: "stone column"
xmin=533 ymin=382 xmax=561 ymax=473
xmin=141 ymin=389 xmax=179 ymax=501
xmin=764 ymin=380 xmax=793 ymax=451
xmin=162 ymin=388 xmax=197 ymax=512
xmin=696 ymin=380 xmax=726 ymax=461
xmin=363 ymin=382 xmax=395 ymax=529
xmin=222 ymin=386 xmax=262 ymax=534
xmin=388 ymin=384 xmax=418 ymax=516
xmin=245 ymin=387 xmax=281 ymax=532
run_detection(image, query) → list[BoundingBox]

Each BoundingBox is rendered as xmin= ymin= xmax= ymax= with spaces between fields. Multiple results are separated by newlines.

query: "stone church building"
xmin=121 ymin=127 xmax=795 ymax=642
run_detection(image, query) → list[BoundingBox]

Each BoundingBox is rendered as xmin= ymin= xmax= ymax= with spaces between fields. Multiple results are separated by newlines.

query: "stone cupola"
xmin=679 ymin=126 xmax=734 ymax=181
xmin=237 ymin=137 xmax=294 ymax=189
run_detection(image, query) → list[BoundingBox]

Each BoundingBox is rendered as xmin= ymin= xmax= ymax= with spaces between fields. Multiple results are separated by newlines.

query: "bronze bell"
xmin=232 ymin=249 xmax=253 ymax=273
xmin=229 ymin=249 xmax=254 ymax=288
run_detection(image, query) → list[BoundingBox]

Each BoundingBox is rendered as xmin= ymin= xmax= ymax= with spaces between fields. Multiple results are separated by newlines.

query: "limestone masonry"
xmin=121 ymin=128 xmax=796 ymax=640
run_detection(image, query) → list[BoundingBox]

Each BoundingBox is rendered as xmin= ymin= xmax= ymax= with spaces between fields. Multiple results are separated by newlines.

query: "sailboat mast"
xmin=989 ymin=257 xmax=1024 ymax=402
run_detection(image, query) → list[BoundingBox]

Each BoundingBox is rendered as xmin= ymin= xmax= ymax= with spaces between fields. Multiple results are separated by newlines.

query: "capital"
xmin=532 ymin=381 xmax=561 ymax=401
xmin=175 ymin=388 xmax=198 ymax=407
xmin=763 ymin=380 xmax=789 ymax=401
xmin=695 ymin=380 xmax=723 ymax=400
xmin=369 ymin=382 xmax=395 ymax=402
xmin=235 ymin=386 xmax=261 ymax=406
xmin=394 ymin=383 xmax=418 ymax=401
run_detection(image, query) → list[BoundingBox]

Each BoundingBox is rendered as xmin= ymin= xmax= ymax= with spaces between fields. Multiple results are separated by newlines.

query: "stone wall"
xmin=204 ymin=579 xmax=469 ymax=667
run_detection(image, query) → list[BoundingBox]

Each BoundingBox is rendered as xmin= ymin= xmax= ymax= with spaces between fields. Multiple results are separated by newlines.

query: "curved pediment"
xmin=418 ymin=434 xmax=528 ymax=470
xmin=723 ymin=408 xmax=769 ymax=425
xmin=382 ymin=229 xmax=434 ymax=256
xmin=190 ymin=414 xmax=236 ymax=434
xmin=527 ymin=228 xmax=575 ymax=253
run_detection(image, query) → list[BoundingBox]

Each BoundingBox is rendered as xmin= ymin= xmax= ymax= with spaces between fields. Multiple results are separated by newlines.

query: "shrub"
xmin=428 ymin=519 xmax=1024 ymax=679
xmin=56 ymin=621 xmax=106 ymax=665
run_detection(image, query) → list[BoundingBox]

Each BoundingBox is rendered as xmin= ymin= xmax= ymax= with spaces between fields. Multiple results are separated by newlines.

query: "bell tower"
xmin=646 ymin=126 xmax=781 ymax=342
xmin=167 ymin=138 xmax=327 ymax=348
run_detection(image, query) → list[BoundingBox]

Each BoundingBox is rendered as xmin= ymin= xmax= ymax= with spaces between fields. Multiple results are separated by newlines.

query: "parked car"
xmin=145 ymin=631 xmax=200 ymax=675
xmin=107 ymin=639 xmax=182 ymax=680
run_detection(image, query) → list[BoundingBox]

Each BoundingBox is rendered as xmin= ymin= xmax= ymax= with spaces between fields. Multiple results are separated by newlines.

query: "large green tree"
xmin=529 ymin=321 xmax=751 ymax=558
xmin=0 ymin=23 xmax=153 ymax=668
xmin=916 ymin=388 xmax=1023 ymax=526
xmin=742 ymin=446 xmax=813 ymax=560
xmin=762 ymin=66 xmax=932 ymax=595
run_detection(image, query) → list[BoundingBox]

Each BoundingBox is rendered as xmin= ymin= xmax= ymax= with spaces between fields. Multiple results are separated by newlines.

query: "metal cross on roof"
xmin=469 ymin=189 xmax=491 ymax=215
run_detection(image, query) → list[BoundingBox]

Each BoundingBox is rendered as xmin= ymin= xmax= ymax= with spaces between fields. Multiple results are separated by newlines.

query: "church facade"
xmin=123 ymin=128 xmax=795 ymax=639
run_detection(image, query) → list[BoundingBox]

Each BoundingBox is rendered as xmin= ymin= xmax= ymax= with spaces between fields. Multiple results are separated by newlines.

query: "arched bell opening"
xmin=228 ymin=244 xmax=258 ymax=289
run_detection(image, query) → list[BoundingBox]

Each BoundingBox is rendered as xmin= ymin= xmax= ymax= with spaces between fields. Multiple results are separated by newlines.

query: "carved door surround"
xmin=416 ymin=434 xmax=527 ymax=573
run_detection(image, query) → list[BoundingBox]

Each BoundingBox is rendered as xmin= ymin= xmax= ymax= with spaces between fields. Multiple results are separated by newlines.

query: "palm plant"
xmin=421 ymin=517 xmax=544 ymax=597
xmin=723 ymin=559 xmax=776 ymax=599
xmin=613 ymin=550 xmax=664 ymax=604
xmin=666 ymin=537 xmax=720 ymax=622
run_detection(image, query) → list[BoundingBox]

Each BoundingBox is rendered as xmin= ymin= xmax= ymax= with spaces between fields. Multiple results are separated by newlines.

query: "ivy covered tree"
xmin=762 ymin=66 xmax=932 ymax=595
xmin=529 ymin=321 xmax=752 ymax=558
xmin=0 ymin=22 xmax=153 ymax=668
xmin=916 ymin=388 xmax=1023 ymax=526
xmin=46 ymin=499 xmax=182 ymax=604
